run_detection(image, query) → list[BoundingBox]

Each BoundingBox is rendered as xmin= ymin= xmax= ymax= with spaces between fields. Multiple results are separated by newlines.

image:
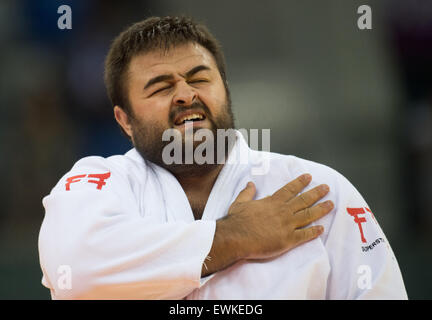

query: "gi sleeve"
xmin=38 ymin=156 xmax=216 ymax=299
xmin=323 ymin=173 xmax=408 ymax=299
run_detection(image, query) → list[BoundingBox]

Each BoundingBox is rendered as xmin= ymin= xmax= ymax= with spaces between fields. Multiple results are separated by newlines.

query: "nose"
xmin=172 ymin=81 xmax=197 ymax=107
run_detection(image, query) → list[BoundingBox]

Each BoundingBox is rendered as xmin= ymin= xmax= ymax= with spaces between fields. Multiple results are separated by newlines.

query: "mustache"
xmin=169 ymin=101 xmax=213 ymax=126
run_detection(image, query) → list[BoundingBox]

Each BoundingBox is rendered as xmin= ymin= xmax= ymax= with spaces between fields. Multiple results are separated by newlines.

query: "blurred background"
xmin=0 ymin=0 xmax=431 ymax=299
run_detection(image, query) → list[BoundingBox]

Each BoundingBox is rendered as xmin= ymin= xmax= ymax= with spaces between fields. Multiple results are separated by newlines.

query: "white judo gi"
xmin=38 ymin=131 xmax=408 ymax=299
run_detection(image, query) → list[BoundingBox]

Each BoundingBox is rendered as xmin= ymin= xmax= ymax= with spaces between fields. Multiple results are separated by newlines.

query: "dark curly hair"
xmin=104 ymin=16 xmax=229 ymax=116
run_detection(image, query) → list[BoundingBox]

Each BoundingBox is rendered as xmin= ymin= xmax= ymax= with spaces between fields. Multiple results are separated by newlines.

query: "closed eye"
xmin=188 ymin=79 xmax=208 ymax=84
xmin=151 ymin=86 xmax=172 ymax=96
xmin=149 ymin=79 xmax=207 ymax=97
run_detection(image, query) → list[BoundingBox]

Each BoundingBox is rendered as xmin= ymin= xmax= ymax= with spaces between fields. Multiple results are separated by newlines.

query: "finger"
xmin=293 ymin=200 xmax=334 ymax=228
xmin=293 ymin=225 xmax=324 ymax=247
xmin=287 ymin=184 xmax=329 ymax=213
xmin=233 ymin=181 xmax=256 ymax=204
xmin=271 ymin=174 xmax=312 ymax=202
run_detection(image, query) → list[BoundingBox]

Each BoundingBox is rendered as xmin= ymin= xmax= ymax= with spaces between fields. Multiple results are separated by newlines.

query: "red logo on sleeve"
xmin=65 ymin=174 xmax=87 ymax=191
xmin=87 ymin=172 xmax=111 ymax=190
xmin=65 ymin=172 xmax=111 ymax=191
xmin=346 ymin=207 xmax=375 ymax=243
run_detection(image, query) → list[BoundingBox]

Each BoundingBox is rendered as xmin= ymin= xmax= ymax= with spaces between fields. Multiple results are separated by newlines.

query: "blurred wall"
xmin=0 ymin=0 xmax=430 ymax=299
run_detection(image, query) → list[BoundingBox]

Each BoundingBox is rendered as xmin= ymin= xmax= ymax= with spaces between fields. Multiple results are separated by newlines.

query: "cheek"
xmin=129 ymin=97 xmax=172 ymax=126
xmin=127 ymin=80 xmax=171 ymax=124
xmin=198 ymin=76 xmax=226 ymax=103
xmin=201 ymin=84 xmax=228 ymax=114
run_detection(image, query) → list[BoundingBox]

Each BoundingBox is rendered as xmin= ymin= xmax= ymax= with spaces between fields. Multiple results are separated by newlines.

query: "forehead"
xmin=128 ymin=42 xmax=218 ymax=80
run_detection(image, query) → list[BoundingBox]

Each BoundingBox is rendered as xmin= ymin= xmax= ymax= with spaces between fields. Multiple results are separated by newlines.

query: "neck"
xmin=165 ymin=134 xmax=237 ymax=219
xmin=175 ymin=163 xmax=224 ymax=195
xmin=174 ymin=164 xmax=224 ymax=220
xmin=171 ymin=134 xmax=236 ymax=195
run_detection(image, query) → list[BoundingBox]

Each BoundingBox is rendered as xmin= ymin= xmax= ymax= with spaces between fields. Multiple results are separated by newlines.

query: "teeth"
xmin=177 ymin=113 xmax=204 ymax=124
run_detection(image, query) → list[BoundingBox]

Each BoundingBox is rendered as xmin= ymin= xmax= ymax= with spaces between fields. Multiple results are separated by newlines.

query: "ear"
xmin=114 ymin=106 xmax=133 ymax=138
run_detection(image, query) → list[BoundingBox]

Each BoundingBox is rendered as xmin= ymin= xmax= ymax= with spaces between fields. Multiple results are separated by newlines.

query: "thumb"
xmin=234 ymin=181 xmax=256 ymax=204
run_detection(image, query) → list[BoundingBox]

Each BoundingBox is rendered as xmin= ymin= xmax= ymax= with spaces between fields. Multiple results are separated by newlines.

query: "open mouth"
xmin=174 ymin=112 xmax=206 ymax=126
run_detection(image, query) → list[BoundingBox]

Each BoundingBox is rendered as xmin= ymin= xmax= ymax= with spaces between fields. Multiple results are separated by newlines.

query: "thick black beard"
xmin=130 ymin=100 xmax=235 ymax=178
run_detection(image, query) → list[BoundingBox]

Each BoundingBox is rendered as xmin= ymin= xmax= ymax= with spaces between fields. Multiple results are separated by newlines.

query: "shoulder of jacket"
xmin=70 ymin=150 xmax=145 ymax=174
xmin=49 ymin=150 xmax=147 ymax=194
xmin=286 ymin=155 xmax=351 ymax=185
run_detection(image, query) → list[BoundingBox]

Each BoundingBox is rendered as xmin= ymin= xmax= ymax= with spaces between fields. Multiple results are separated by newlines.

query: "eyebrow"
xmin=144 ymin=65 xmax=211 ymax=90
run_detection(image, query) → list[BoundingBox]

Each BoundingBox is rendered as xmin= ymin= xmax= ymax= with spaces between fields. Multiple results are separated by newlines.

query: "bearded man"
xmin=38 ymin=16 xmax=407 ymax=300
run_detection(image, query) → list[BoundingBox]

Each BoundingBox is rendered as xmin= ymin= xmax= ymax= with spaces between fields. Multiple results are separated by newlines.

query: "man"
xmin=38 ymin=16 xmax=407 ymax=299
